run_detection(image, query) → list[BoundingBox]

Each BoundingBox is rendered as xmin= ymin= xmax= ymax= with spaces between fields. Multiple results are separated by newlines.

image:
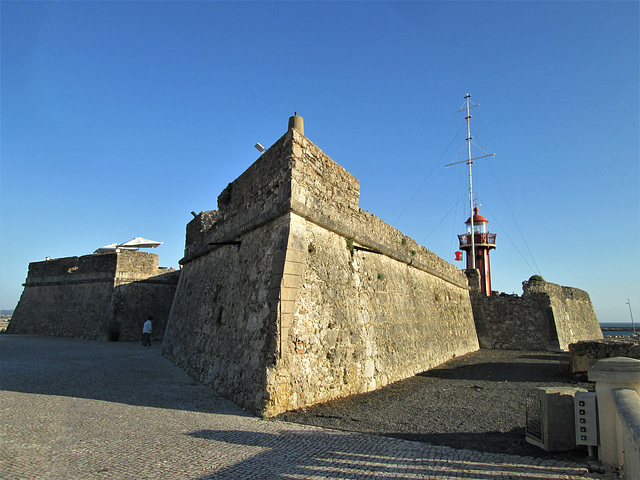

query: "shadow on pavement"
xmin=187 ymin=428 xmax=592 ymax=480
xmin=0 ymin=335 xmax=246 ymax=416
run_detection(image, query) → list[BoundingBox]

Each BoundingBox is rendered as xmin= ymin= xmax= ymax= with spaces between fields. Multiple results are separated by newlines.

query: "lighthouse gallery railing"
xmin=458 ymin=233 xmax=497 ymax=247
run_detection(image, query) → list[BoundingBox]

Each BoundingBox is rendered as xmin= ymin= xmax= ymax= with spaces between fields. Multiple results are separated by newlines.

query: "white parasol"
xmin=117 ymin=237 xmax=163 ymax=250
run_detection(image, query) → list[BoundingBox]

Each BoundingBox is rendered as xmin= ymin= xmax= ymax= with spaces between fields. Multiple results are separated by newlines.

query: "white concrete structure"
xmin=589 ymin=357 xmax=640 ymax=479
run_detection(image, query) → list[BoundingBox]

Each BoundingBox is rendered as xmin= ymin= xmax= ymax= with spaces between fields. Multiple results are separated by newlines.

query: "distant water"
xmin=600 ymin=322 xmax=638 ymax=338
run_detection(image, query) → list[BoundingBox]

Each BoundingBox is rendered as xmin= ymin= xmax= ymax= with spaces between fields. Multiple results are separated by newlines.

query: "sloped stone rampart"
xmin=9 ymin=281 xmax=115 ymax=339
xmin=524 ymin=281 xmax=602 ymax=350
xmin=163 ymin=125 xmax=478 ymax=416
xmin=8 ymin=251 xmax=178 ymax=341
xmin=470 ymin=279 xmax=602 ymax=352
xmin=264 ymin=214 xmax=477 ymax=415
xmin=163 ymin=216 xmax=290 ymax=412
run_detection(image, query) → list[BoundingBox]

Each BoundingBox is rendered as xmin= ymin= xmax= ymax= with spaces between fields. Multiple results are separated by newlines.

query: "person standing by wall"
xmin=142 ymin=317 xmax=152 ymax=347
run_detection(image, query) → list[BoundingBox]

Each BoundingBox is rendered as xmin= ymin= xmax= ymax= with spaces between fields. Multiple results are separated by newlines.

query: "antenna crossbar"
xmin=445 ymin=153 xmax=495 ymax=168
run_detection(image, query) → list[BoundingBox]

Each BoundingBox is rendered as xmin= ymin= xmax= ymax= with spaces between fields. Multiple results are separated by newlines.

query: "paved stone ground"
xmin=0 ymin=335 xmax=618 ymax=479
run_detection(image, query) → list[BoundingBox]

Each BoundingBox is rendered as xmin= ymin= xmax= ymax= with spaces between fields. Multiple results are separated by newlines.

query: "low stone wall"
xmin=8 ymin=251 xmax=178 ymax=341
xmin=569 ymin=336 xmax=640 ymax=373
xmin=163 ymin=122 xmax=478 ymax=417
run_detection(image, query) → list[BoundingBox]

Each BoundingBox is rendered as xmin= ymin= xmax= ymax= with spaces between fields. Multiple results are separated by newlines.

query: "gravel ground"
xmin=275 ymin=350 xmax=594 ymax=463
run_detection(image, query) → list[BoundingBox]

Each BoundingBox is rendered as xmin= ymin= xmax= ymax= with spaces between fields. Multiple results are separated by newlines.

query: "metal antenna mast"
xmin=627 ymin=298 xmax=636 ymax=334
xmin=446 ymin=94 xmax=495 ymax=270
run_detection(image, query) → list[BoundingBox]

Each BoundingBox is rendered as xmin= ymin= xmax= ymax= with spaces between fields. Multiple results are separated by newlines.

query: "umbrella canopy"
xmin=118 ymin=237 xmax=163 ymax=249
xmin=94 ymin=243 xmax=137 ymax=254
xmin=94 ymin=243 xmax=119 ymax=253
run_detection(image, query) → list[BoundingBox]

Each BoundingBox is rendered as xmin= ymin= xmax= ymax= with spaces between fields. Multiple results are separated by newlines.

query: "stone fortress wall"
xmin=162 ymin=119 xmax=479 ymax=416
xmin=8 ymin=251 xmax=179 ymax=341
xmin=7 ymin=115 xmax=605 ymax=418
xmin=525 ymin=280 xmax=602 ymax=350
xmin=470 ymin=277 xmax=602 ymax=351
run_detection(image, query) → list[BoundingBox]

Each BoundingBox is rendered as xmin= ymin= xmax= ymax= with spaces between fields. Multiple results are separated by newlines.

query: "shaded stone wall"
xmin=9 ymin=281 xmax=114 ymax=339
xmin=471 ymin=289 xmax=558 ymax=351
xmin=162 ymin=124 xmax=478 ymax=417
xmin=112 ymin=270 xmax=180 ymax=341
xmin=8 ymin=251 xmax=178 ymax=341
xmin=164 ymin=216 xmax=289 ymax=411
xmin=470 ymin=278 xmax=602 ymax=352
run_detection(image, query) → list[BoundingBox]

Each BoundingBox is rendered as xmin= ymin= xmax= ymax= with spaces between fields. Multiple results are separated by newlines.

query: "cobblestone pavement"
xmin=0 ymin=336 xmax=617 ymax=479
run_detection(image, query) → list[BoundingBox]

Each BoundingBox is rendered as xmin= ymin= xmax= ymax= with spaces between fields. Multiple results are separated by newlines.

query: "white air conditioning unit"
xmin=526 ymin=387 xmax=589 ymax=451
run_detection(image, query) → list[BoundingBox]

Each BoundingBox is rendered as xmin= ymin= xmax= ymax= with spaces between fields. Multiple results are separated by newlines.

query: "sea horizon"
xmin=600 ymin=322 xmax=637 ymax=337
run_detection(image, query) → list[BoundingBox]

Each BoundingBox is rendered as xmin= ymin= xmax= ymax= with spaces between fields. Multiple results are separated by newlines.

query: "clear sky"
xmin=1 ymin=1 xmax=638 ymax=323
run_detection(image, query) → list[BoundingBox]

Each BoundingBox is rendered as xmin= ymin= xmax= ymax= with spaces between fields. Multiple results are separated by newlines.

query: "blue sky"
xmin=1 ymin=1 xmax=638 ymax=323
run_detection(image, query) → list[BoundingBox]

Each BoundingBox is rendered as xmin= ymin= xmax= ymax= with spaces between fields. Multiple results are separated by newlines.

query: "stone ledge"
xmin=589 ymin=357 xmax=640 ymax=383
xmin=570 ymin=337 xmax=640 ymax=373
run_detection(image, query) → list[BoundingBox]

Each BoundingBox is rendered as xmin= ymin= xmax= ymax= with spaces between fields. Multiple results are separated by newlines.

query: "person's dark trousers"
xmin=143 ymin=333 xmax=151 ymax=347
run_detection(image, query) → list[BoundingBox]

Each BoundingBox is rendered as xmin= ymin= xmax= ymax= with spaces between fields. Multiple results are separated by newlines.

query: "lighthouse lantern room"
xmin=458 ymin=207 xmax=496 ymax=296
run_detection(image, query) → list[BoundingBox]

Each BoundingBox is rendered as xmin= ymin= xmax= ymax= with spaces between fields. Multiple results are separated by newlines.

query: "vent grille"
xmin=525 ymin=389 xmax=544 ymax=444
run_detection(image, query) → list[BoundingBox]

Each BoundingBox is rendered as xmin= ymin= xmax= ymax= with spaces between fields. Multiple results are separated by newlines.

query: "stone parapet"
xmin=569 ymin=336 xmax=640 ymax=373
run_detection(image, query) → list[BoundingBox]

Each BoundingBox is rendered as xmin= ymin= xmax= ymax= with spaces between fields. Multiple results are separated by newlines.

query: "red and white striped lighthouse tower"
xmin=458 ymin=207 xmax=496 ymax=296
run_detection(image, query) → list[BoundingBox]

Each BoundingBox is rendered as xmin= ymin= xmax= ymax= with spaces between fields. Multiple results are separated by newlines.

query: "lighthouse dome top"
xmin=465 ymin=207 xmax=488 ymax=225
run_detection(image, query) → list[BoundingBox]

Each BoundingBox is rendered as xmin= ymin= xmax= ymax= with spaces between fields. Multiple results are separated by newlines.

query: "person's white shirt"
xmin=143 ymin=320 xmax=152 ymax=334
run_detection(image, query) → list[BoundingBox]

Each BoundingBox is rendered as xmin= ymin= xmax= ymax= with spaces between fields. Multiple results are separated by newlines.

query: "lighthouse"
xmin=458 ymin=207 xmax=496 ymax=296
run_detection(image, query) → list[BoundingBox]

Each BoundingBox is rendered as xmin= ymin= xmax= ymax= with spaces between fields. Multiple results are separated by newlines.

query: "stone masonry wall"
xmin=8 ymin=255 xmax=117 ymax=339
xmin=471 ymin=289 xmax=558 ymax=350
xmin=523 ymin=280 xmax=602 ymax=350
xmin=470 ymin=278 xmax=602 ymax=352
xmin=163 ymin=216 xmax=289 ymax=411
xmin=9 ymin=251 xmax=178 ymax=341
xmin=569 ymin=337 xmax=640 ymax=373
xmin=163 ymin=123 xmax=478 ymax=417
xmin=264 ymin=214 xmax=477 ymax=415
xmin=112 ymin=270 xmax=180 ymax=341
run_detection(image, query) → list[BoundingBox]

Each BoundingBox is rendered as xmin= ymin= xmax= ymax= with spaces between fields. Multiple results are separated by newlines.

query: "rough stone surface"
xmin=569 ymin=336 xmax=640 ymax=373
xmin=8 ymin=251 xmax=178 ymax=341
xmin=470 ymin=279 xmax=602 ymax=352
xmin=525 ymin=281 xmax=603 ymax=350
xmin=163 ymin=127 xmax=478 ymax=417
